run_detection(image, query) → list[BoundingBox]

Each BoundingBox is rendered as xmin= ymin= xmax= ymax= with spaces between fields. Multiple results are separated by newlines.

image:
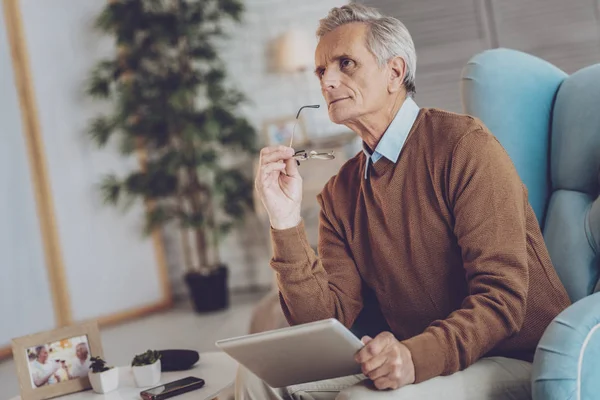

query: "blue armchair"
xmin=461 ymin=48 xmax=600 ymax=400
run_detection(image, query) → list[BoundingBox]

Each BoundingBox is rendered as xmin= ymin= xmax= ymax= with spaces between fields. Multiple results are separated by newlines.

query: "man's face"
xmin=315 ymin=23 xmax=391 ymax=124
xmin=38 ymin=347 xmax=48 ymax=363
xmin=76 ymin=344 xmax=88 ymax=361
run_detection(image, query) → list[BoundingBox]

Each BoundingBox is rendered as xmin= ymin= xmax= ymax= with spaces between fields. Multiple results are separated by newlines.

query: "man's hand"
xmin=255 ymin=146 xmax=303 ymax=230
xmin=355 ymin=331 xmax=415 ymax=390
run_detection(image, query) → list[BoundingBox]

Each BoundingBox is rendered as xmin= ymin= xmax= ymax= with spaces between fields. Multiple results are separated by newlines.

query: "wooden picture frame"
xmin=263 ymin=116 xmax=308 ymax=148
xmin=12 ymin=321 xmax=103 ymax=400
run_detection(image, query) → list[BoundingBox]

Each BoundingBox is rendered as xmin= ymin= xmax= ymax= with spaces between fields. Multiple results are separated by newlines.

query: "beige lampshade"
xmin=275 ymin=29 xmax=313 ymax=73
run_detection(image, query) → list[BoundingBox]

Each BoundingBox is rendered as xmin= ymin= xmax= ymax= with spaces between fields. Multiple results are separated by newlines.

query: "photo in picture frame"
xmin=263 ymin=116 xmax=308 ymax=148
xmin=12 ymin=321 xmax=104 ymax=400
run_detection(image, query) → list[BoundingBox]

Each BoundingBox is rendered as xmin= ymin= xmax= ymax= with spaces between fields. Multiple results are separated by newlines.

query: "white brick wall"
xmin=167 ymin=0 xmax=350 ymax=298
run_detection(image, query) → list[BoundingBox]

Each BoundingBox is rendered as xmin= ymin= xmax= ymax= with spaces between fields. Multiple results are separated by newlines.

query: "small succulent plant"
xmin=89 ymin=356 xmax=112 ymax=373
xmin=131 ymin=350 xmax=162 ymax=367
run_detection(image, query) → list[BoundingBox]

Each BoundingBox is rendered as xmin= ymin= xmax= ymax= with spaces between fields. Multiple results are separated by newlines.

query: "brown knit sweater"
xmin=270 ymin=108 xmax=571 ymax=383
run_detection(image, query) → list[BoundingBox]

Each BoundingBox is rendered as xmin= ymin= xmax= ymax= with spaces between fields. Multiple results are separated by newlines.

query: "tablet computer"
xmin=215 ymin=318 xmax=364 ymax=388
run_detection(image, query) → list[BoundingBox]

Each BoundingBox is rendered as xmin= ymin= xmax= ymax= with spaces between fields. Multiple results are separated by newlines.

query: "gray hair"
xmin=317 ymin=4 xmax=417 ymax=96
xmin=35 ymin=345 xmax=47 ymax=357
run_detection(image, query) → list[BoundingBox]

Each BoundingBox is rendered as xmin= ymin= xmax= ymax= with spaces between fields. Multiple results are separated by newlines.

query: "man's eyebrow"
xmin=314 ymin=54 xmax=354 ymax=76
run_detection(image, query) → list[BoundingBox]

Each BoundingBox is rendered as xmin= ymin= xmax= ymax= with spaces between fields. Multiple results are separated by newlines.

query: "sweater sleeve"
xmin=270 ymin=193 xmax=364 ymax=329
xmin=402 ymin=129 xmax=529 ymax=383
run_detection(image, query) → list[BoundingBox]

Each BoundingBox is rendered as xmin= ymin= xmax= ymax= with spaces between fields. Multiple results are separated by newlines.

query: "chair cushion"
xmin=461 ymin=48 xmax=567 ymax=226
xmin=544 ymin=64 xmax=600 ymax=300
xmin=544 ymin=191 xmax=600 ymax=302
xmin=532 ymin=293 xmax=600 ymax=400
xmin=551 ymin=64 xmax=600 ymax=195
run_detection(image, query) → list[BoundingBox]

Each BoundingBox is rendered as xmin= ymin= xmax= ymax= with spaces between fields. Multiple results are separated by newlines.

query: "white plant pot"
xmin=132 ymin=359 xmax=161 ymax=387
xmin=88 ymin=368 xmax=119 ymax=394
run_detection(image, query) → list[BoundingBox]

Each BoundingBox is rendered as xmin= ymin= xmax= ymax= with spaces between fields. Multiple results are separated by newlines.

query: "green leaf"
xmin=195 ymin=148 xmax=218 ymax=168
xmin=118 ymin=134 xmax=136 ymax=155
xmin=125 ymin=170 xmax=178 ymax=198
xmin=95 ymin=6 xmax=116 ymax=33
xmin=131 ymin=350 xmax=161 ymax=367
xmin=189 ymin=42 xmax=217 ymax=60
xmin=218 ymin=0 xmax=244 ymax=21
xmin=219 ymin=221 xmax=234 ymax=236
xmin=205 ymin=68 xmax=225 ymax=84
xmin=180 ymin=211 xmax=205 ymax=228
xmin=125 ymin=112 xmax=170 ymax=148
xmin=88 ymin=116 xmax=116 ymax=147
xmin=207 ymin=83 xmax=226 ymax=103
xmin=100 ymin=175 xmax=122 ymax=205
xmin=144 ymin=206 xmax=174 ymax=235
xmin=168 ymin=89 xmax=193 ymax=112
xmin=210 ymin=106 xmax=237 ymax=128
xmin=87 ymin=61 xmax=116 ymax=99
xmin=89 ymin=356 xmax=112 ymax=373
xmin=222 ymin=88 xmax=246 ymax=107
xmin=201 ymin=119 xmax=220 ymax=141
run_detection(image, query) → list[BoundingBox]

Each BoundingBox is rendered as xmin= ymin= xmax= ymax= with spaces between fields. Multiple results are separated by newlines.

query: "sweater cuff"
xmin=402 ymin=332 xmax=446 ymax=383
xmin=270 ymin=220 xmax=312 ymax=265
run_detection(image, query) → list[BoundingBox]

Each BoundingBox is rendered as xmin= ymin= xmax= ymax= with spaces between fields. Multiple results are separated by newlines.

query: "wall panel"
xmin=0 ymin=3 xmax=56 ymax=349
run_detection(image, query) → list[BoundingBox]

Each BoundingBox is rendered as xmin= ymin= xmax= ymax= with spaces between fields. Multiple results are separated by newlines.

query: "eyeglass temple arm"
xmin=296 ymin=104 xmax=320 ymax=119
xmin=290 ymin=105 xmax=321 ymax=149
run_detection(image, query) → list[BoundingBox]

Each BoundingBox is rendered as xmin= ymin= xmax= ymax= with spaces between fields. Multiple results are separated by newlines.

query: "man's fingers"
xmin=373 ymin=376 xmax=398 ymax=391
xmin=361 ymin=353 xmax=387 ymax=377
xmin=355 ymin=334 xmax=388 ymax=363
xmin=260 ymin=146 xmax=294 ymax=165
xmin=260 ymin=161 xmax=287 ymax=178
xmin=260 ymin=145 xmax=290 ymax=156
xmin=283 ymin=157 xmax=300 ymax=177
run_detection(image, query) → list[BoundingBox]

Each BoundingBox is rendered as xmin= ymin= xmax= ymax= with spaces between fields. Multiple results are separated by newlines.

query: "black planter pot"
xmin=184 ymin=265 xmax=229 ymax=313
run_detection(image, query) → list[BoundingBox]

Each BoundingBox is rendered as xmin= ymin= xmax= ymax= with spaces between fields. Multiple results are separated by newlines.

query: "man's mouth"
xmin=329 ymin=97 xmax=350 ymax=106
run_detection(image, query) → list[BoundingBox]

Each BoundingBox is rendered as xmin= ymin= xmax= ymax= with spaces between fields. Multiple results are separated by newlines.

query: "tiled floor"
xmin=0 ymin=291 xmax=266 ymax=399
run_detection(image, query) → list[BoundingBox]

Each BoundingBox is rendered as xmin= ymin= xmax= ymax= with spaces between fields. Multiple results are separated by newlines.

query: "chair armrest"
xmin=532 ymin=291 xmax=600 ymax=400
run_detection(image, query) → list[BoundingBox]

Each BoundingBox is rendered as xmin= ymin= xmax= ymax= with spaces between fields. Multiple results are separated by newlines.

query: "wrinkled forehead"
xmin=315 ymin=23 xmax=372 ymax=67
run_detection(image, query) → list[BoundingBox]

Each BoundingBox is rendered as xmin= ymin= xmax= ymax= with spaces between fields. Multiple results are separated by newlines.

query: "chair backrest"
xmin=461 ymin=48 xmax=600 ymax=302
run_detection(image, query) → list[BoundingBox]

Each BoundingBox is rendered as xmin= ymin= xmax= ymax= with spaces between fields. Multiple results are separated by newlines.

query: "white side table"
xmin=8 ymin=352 xmax=238 ymax=400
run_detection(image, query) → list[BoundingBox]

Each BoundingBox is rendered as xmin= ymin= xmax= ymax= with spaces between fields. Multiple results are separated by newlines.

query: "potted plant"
xmin=86 ymin=0 xmax=257 ymax=312
xmin=131 ymin=350 xmax=162 ymax=387
xmin=88 ymin=356 xmax=119 ymax=394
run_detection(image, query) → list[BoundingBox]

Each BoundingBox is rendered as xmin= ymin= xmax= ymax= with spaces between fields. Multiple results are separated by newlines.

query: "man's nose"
xmin=321 ymin=69 xmax=341 ymax=91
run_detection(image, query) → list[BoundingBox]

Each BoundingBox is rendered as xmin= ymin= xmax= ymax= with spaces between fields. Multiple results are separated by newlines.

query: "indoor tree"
xmin=86 ymin=0 xmax=257 ymax=312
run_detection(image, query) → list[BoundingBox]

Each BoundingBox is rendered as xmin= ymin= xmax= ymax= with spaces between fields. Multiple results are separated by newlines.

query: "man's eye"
xmin=340 ymin=59 xmax=354 ymax=69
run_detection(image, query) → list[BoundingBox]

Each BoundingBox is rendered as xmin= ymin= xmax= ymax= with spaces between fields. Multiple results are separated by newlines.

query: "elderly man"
xmin=240 ymin=3 xmax=571 ymax=400
xmin=67 ymin=343 xmax=91 ymax=379
xmin=30 ymin=346 xmax=62 ymax=387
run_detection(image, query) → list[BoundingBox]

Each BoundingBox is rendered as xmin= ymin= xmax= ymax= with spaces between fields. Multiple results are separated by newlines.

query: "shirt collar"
xmin=362 ymin=96 xmax=420 ymax=164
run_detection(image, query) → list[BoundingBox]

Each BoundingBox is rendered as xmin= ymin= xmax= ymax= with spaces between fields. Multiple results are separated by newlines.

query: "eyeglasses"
xmin=293 ymin=149 xmax=335 ymax=161
xmin=290 ymin=105 xmax=336 ymax=163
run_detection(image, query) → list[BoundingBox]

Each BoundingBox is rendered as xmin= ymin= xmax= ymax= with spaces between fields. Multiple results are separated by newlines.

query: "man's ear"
xmin=388 ymin=56 xmax=406 ymax=94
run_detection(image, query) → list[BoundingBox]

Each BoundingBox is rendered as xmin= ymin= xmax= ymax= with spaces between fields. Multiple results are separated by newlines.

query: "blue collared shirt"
xmin=362 ymin=97 xmax=421 ymax=179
